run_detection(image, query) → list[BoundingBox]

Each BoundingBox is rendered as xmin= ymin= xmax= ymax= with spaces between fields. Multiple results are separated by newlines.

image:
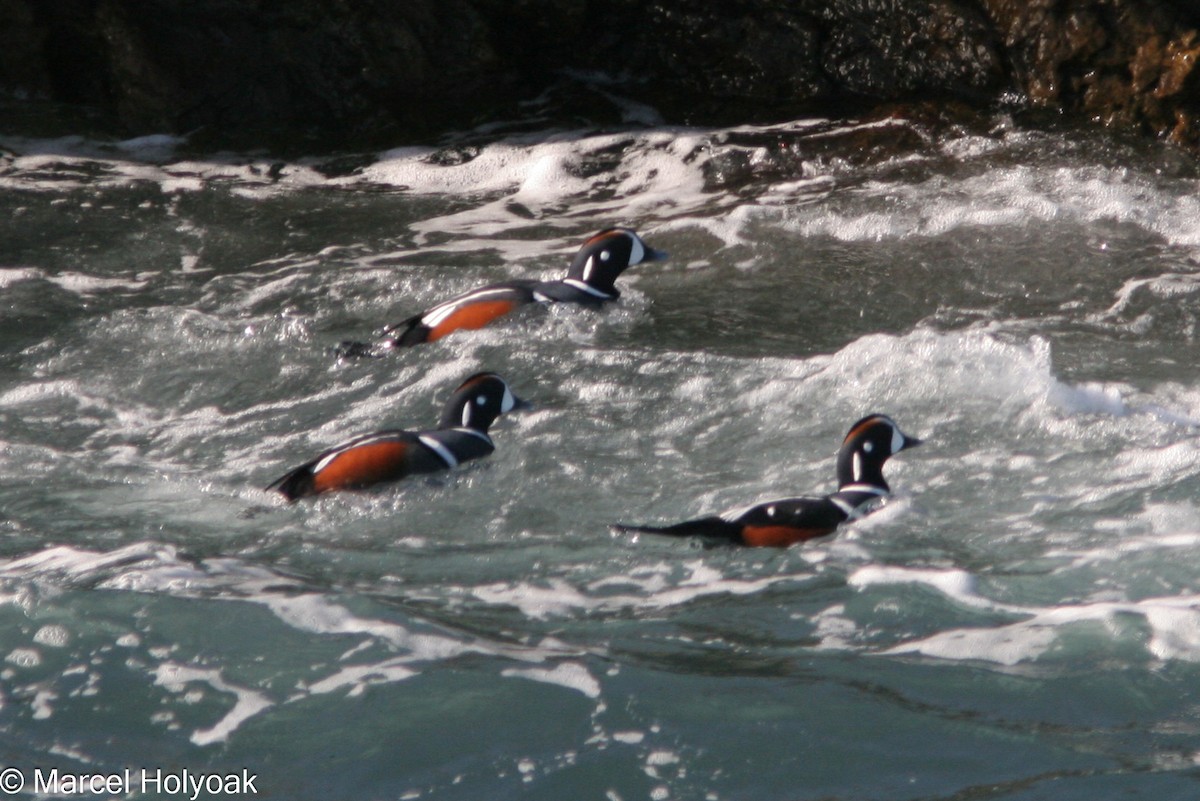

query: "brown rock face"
xmin=983 ymin=0 xmax=1200 ymax=145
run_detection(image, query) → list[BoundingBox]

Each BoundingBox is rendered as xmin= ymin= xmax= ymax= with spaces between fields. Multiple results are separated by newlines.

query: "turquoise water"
xmin=3 ymin=117 xmax=1200 ymax=799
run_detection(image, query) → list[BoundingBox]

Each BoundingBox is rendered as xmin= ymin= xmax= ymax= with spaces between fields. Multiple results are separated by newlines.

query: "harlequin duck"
xmin=338 ymin=227 xmax=666 ymax=357
xmin=265 ymin=372 xmax=525 ymax=501
xmin=613 ymin=414 xmax=921 ymax=547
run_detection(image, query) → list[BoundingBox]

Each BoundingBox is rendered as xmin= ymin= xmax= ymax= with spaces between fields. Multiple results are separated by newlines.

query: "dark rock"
xmin=566 ymin=0 xmax=1004 ymax=127
xmin=1 ymin=0 xmax=1199 ymax=150
xmin=1 ymin=0 xmax=512 ymax=147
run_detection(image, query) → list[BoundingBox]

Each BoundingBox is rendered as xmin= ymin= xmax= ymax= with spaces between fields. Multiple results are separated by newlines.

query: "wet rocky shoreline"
xmin=2 ymin=0 xmax=1198 ymax=151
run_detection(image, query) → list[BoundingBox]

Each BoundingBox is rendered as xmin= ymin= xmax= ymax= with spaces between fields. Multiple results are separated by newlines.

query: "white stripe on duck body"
xmin=614 ymin=414 xmax=922 ymax=548
xmin=265 ymin=372 xmax=526 ymax=501
xmin=338 ymin=228 xmax=667 ymax=357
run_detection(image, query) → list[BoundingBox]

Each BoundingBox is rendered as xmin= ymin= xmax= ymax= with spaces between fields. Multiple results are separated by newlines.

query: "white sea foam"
xmin=354 ymin=130 xmax=703 ymax=205
xmin=0 ymin=143 xmax=328 ymax=194
xmin=45 ymin=272 xmax=151 ymax=295
xmin=501 ymin=662 xmax=602 ymax=699
xmin=154 ymin=663 xmax=272 ymax=746
xmin=878 ymin=596 xmax=1200 ymax=666
xmin=0 ymin=542 xmax=180 ymax=582
xmin=1097 ymin=273 xmax=1200 ymax=317
xmin=7 ymin=119 xmax=1200 ymax=261
xmin=0 ymin=267 xmax=42 ymax=288
xmin=6 ymin=648 xmax=41 ymax=668
xmin=1042 ymin=507 xmax=1200 ymax=578
xmin=1088 ymin=272 xmax=1200 ymax=338
xmin=844 ymin=564 xmax=1200 ymax=666
xmin=365 ymin=129 xmax=715 ymax=258
xmin=848 ymin=566 xmax=986 ymax=608
xmin=33 ymin=625 xmax=70 ymax=648
xmin=784 ymin=160 xmax=1200 ymax=251
xmin=256 ymin=593 xmax=599 ymax=702
xmin=775 ymin=328 xmax=1200 ymax=438
xmin=305 ymin=658 xmax=419 ymax=697
xmin=31 ymin=688 xmax=57 ymax=720
xmin=0 ymin=120 xmax=750 ymax=250
xmin=471 ymin=559 xmax=808 ymax=620
xmin=256 ymin=593 xmax=511 ymax=665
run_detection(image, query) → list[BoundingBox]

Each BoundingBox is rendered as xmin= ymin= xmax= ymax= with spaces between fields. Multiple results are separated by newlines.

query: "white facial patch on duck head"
xmin=628 ymin=234 xmax=645 ymax=265
xmin=500 ymin=384 xmax=517 ymax=413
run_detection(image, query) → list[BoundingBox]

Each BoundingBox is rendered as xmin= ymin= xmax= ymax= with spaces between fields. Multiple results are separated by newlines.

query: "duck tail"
xmin=610 ymin=517 xmax=741 ymax=542
xmin=264 ymin=465 xmax=315 ymax=501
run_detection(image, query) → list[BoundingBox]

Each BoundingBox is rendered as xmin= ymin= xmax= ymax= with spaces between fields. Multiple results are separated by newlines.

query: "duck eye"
xmin=863 ymin=441 xmax=874 ymax=453
xmin=476 ymin=395 xmax=487 ymax=406
xmin=599 ymin=250 xmax=611 ymax=261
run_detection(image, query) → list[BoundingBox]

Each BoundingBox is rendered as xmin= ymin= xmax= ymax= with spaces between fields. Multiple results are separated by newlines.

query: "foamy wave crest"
xmin=9 ymin=118 xmax=1200 ymax=259
xmin=784 ymin=155 xmax=1200 ymax=251
xmin=0 ymin=542 xmax=187 ymax=585
xmin=0 ymin=135 xmax=330 ymax=194
xmin=470 ymin=559 xmax=810 ymax=620
xmin=836 ymin=563 xmax=1200 ymax=667
xmin=740 ymin=327 xmax=1197 ymax=431
xmin=0 ymin=117 xmax=906 ymax=254
xmin=1087 ymin=272 xmax=1200 ymax=338
xmin=356 ymin=130 xmax=721 ymax=257
xmin=1046 ymin=503 xmax=1200 ymax=571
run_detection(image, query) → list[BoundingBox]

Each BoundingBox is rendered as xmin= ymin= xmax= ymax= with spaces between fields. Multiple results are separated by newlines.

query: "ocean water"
xmin=3 ymin=112 xmax=1200 ymax=800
